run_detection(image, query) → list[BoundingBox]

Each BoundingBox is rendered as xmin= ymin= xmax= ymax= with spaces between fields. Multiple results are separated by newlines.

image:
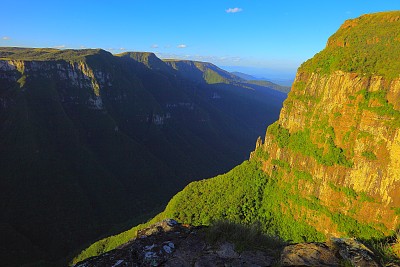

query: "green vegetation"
xmin=392 ymin=208 xmax=400 ymax=216
xmin=364 ymin=232 xmax=400 ymax=267
xmin=268 ymin=122 xmax=290 ymax=148
xmin=293 ymin=170 xmax=314 ymax=183
xmin=156 ymin=160 xmax=328 ymax=243
xmin=329 ymin=182 xmax=358 ymax=200
xmin=334 ymin=112 xmax=342 ymax=118
xmin=253 ymin=147 xmax=270 ymax=160
xmin=356 ymin=89 xmax=400 ymax=128
xmin=271 ymin=158 xmax=291 ymax=172
xmin=300 ymin=11 xmax=400 ymax=79
xmin=362 ymin=151 xmax=377 ymax=160
xmin=203 ymin=68 xmax=228 ymax=84
xmin=357 ymin=131 xmax=372 ymax=139
xmin=246 ymin=80 xmax=291 ymax=93
xmin=205 ymin=221 xmax=285 ymax=252
xmin=71 ymin=221 xmax=152 ymax=265
xmin=268 ymin=122 xmax=353 ymax=167
xmin=164 ymin=59 xmax=241 ymax=84
xmin=161 ymin=159 xmax=384 ymax=242
xmin=358 ymin=191 xmax=376 ymax=203
xmin=0 ymin=47 xmax=111 ymax=62
xmin=292 ymin=81 xmax=306 ymax=91
xmin=74 ymin=154 xmax=388 ymax=263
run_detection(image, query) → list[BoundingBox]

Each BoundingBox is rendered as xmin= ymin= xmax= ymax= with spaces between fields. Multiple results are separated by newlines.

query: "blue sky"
xmin=1 ymin=1 xmax=399 ymax=79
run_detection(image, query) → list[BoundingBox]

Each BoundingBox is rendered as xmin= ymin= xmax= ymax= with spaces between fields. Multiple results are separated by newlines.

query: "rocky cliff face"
xmin=252 ymin=11 xmax=400 ymax=235
xmin=0 ymin=59 xmax=107 ymax=106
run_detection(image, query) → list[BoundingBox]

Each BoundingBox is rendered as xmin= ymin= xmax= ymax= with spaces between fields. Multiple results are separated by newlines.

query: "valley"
xmin=73 ymin=11 xmax=400 ymax=267
xmin=0 ymin=47 xmax=286 ymax=266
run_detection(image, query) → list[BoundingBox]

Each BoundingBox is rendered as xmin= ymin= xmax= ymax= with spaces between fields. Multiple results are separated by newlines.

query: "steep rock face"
xmin=253 ymin=11 xmax=400 ymax=234
xmin=0 ymin=59 xmax=107 ymax=98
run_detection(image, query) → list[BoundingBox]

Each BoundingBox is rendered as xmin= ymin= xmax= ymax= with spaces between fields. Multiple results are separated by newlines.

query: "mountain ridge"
xmin=231 ymin=71 xmax=291 ymax=93
xmin=163 ymin=59 xmax=244 ymax=84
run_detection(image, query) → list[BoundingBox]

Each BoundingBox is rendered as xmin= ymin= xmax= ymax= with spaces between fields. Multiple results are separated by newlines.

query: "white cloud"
xmin=53 ymin=45 xmax=66 ymax=49
xmin=177 ymin=44 xmax=187 ymax=48
xmin=226 ymin=7 xmax=242 ymax=13
xmin=2 ymin=36 xmax=10 ymax=40
xmin=119 ymin=47 xmax=126 ymax=51
xmin=151 ymin=44 xmax=159 ymax=48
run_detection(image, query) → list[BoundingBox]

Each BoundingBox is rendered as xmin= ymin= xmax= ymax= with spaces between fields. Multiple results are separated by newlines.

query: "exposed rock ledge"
xmin=73 ymin=220 xmax=380 ymax=267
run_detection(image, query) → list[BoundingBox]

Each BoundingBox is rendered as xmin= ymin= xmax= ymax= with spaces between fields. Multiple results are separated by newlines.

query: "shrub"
xmin=362 ymin=151 xmax=377 ymax=160
xmin=206 ymin=221 xmax=285 ymax=252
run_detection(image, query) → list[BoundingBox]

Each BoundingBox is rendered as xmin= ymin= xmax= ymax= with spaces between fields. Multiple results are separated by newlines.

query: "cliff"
xmin=72 ymin=11 xmax=400 ymax=265
xmin=254 ymin=11 xmax=400 ymax=233
xmin=0 ymin=48 xmax=286 ymax=266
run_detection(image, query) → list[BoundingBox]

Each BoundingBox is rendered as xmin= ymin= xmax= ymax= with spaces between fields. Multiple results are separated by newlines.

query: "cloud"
xmin=226 ymin=7 xmax=242 ymax=13
xmin=119 ymin=47 xmax=126 ymax=51
xmin=177 ymin=44 xmax=187 ymax=48
xmin=53 ymin=45 xmax=66 ymax=49
xmin=2 ymin=36 xmax=11 ymax=40
xmin=151 ymin=44 xmax=159 ymax=48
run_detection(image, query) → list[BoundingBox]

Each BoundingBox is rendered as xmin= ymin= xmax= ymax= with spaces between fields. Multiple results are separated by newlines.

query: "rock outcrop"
xmin=250 ymin=11 xmax=400 ymax=235
xmin=74 ymin=220 xmax=381 ymax=267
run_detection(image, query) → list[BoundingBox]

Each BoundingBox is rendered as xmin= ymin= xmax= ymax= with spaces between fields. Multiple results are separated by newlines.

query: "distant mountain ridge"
xmin=232 ymin=71 xmax=291 ymax=93
xmin=231 ymin=71 xmax=260 ymax=81
xmin=0 ymin=47 xmax=286 ymax=266
xmin=164 ymin=59 xmax=243 ymax=84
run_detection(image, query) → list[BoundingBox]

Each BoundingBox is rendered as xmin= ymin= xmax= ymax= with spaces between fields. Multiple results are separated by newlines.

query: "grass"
xmin=328 ymin=182 xmax=358 ymax=200
xmin=300 ymin=11 xmax=400 ymax=79
xmin=362 ymin=151 xmax=377 ymax=160
xmin=363 ymin=231 xmax=400 ymax=267
xmin=268 ymin=122 xmax=353 ymax=167
xmin=0 ymin=47 xmax=110 ymax=62
xmin=206 ymin=221 xmax=285 ymax=252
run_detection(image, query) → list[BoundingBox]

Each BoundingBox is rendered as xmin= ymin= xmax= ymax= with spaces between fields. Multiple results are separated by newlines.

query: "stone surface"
xmin=216 ymin=242 xmax=239 ymax=259
xmin=281 ymin=242 xmax=339 ymax=266
xmin=74 ymin=220 xmax=383 ymax=267
xmin=331 ymin=238 xmax=380 ymax=267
